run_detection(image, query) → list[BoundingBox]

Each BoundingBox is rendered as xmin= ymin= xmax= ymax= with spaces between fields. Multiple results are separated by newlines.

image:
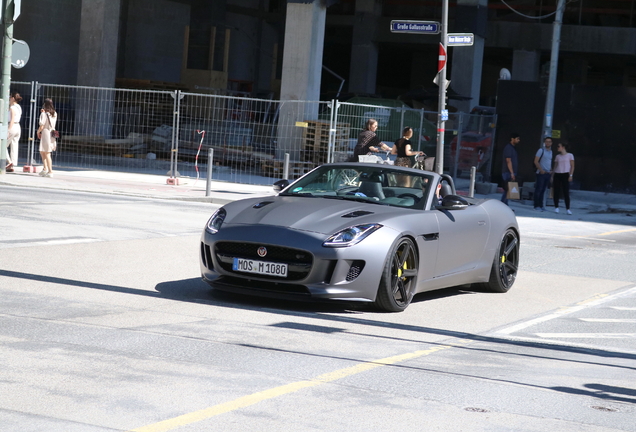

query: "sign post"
xmin=0 ymin=0 xmax=15 ymax=175
xmin=435 ymin=0 xmax=449 ymax=175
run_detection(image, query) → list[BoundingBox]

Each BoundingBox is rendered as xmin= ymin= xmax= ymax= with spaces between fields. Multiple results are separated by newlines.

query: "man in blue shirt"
xmin=533 ymin=137 xmax=553 ymax=211
xmin=501 ymin=133 xmax=519 ymax=205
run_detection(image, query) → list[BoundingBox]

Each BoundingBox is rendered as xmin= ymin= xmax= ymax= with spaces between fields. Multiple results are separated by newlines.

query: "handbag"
xmin=46 ymin=113 xmax=60 ymax=140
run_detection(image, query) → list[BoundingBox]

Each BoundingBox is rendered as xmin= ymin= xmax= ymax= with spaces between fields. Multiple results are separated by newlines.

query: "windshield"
xmin=280 ymin=165 xmax=435 ymax=209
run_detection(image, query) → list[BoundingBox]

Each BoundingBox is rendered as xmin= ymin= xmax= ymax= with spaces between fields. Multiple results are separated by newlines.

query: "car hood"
xmin=222 ymin=195 xmax=409 ymax=235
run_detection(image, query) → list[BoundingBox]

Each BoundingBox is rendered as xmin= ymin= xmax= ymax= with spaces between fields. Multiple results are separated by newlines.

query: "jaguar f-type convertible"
xmin=200 ymin=163 xmax=519 ymax=312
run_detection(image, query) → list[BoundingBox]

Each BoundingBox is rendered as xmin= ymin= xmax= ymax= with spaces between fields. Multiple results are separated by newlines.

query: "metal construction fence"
xmin=11 ymin=81 xmax=497 ymax=185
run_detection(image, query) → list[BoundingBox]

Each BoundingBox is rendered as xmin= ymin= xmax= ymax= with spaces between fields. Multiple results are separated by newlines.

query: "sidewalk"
xmin=453 ymin=177 xmax=636 ymax=218
xmin=0 ymin=168 xmax=276 ymax=204
xmin=2 ymin=168 xmax=636 ymax=216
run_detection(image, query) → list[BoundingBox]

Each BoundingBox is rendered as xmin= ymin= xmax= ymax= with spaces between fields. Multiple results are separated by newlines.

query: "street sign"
xmin=390 ymin=20 xmax=440 ymax=34
xmin=14 ymin=0 xmax=21 ymax=21
xmin=438 ymin=43 xmax=447 ymax=73
xmin=11 ymin=40 xmax=29 ymax=69
xmin=447 ymin=33 xmax=474 ymax=46
xmin=0 ymin=0 xmax=21 ymax=22
xmin=441 ymin=109 xmax=449 ymax=121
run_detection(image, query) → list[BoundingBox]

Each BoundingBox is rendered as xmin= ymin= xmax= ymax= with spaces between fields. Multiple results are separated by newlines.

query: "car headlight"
xmin=206 ymin=208 xmax=227 ymax=234
xmin=323 ymin=224 xmax=382 ymax=247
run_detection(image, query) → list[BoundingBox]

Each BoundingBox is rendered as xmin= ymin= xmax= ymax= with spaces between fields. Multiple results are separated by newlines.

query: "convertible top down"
xmin=200 ymin=163 xmax=520 ymax=312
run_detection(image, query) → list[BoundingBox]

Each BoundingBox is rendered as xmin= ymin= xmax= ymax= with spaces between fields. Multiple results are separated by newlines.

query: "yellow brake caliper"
xmin=398 ymin=262 xmax=407 ymax=279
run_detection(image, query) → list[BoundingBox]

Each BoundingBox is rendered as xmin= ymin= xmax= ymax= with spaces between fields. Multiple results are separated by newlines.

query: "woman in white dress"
xmin=36 ymin=98 xmax=58 ymax=177
xmin=5 ymin=92 xmax=23 ymax=172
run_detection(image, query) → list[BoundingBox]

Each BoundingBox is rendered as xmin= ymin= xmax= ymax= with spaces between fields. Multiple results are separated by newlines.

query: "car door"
xmin=412 ymin=212 xmax=440 ymax=284
xmin=434 ymin=204 xmax=490 ymax=277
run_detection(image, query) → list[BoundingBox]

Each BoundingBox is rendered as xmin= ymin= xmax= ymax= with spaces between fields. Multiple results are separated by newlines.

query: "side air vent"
xmin=342 ymin=210 xmax=374 ymax=218
xmin=201 ymin=242 xmax=214 ymax=270
xmin=253 ymin=201 xmax=274 ymax=209
xmin=346 ymin=260 xmax=365 ymax=281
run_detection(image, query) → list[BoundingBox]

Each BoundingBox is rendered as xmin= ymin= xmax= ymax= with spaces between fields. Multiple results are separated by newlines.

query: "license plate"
xmin=232 ymin=258 xmax=288 ymax=277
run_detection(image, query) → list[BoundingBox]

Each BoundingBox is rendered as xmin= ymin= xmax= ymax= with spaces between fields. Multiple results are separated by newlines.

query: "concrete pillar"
xmin=278 ymin=1 xmax=326 ymax=160
xmin=280 ymin=1 xmax=326 ymax=102
xmin=75 ymin=0 xmax=121 ymax=138
xmin=512 ymin=49 xmax=540 ymax=82
xmin=77 ymin=0 xmax=121 ymax=87
xmin=348 ymin=0 xmax=381 ymax=95
xmin=450 ymin=37 xmax=485 ymax=112
xmin=450 ymin=0 xmax=488 ymax=113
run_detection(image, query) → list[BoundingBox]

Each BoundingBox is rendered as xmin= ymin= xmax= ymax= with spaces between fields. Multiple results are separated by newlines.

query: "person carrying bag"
xmin=36 ymin=98 xmax=58 ymax=177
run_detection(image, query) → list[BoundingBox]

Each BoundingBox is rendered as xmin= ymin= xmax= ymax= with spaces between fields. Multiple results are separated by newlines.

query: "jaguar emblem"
xmin=257 ymin=246 xmax=267 ymax=257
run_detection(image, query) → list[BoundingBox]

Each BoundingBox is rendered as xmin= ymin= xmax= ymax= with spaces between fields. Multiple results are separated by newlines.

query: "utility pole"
xmin=542 ymin=0 xmax=565 ymax=139
xmin=435 ymin=0 xmax=448 ymax=175
xmin=0 ymin=0 xmax=14 ymax=175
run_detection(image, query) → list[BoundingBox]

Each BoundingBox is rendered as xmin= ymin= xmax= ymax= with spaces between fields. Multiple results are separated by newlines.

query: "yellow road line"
xmin=130 ymin=344 xmax=451 ymax=432
xmin=597 ymin=227 xmax=636 ymax=236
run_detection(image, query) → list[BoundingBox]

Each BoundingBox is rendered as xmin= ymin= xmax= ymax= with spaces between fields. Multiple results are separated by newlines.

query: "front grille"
xmin=215 ymin=242 xmax=312 ymax=263
xmin=214 ymin=276 xmax=311 ymax=295
xmin=215 ymin=242 xmax=313 ymax=281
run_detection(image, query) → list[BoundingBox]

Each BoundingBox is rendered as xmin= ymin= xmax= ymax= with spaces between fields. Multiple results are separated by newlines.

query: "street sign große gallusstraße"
xmin=390 ymin=20 xmax=440 ymax=34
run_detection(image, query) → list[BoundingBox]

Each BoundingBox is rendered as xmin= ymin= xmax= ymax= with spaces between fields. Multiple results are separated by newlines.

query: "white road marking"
xmin=496 ymin=285 xmax=636 ymax=335
xmin=525 ymin=232 xmax=616 ymax=242
xmin=611 ymin=307 xmax=636 ymax=311
xmin=535 ymin=333 xmax=636 ymax=339
xmin=36 ymin=238 xmax=101 ymax=246
xmin=578 ymin=318 xmax=636 ymax=323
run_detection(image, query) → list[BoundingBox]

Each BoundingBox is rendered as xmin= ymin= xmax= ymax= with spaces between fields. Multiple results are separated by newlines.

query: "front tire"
xmin=375 ymin=237 xmax=419 ymax=312
xmin=480 ymin=228 xmax=519 ymax=293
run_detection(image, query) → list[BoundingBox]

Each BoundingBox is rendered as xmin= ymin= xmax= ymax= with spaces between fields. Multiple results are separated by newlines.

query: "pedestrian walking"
xmin=552 ymin=142 xmax=575 ymax=215
xmin=391 ymin=126 xmax=424 ymax=186
xmin=533 ymin=137 xmax=553 ymax=211
xmin=391 ymin=126 xmax=424 ymax=167
xmin=37 ymin=98 xmax=58 ymax=177
xmin=5 ymin=92 xmax=23 ymax=172
xmin=352 ymin=118 xmax=391 ymax=161
xmin=500 ymin=132 xmax=520 ymax=205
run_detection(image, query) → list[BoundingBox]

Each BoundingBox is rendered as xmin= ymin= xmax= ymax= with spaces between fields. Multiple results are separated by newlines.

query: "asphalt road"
xmin=1 ymin=187 xmax=635 ymax=431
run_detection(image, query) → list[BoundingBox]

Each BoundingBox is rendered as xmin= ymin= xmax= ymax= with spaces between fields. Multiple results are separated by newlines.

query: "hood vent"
xmin=342 ymin=210 xmax=374 ymax=218
xmin=253 ymin=201 xmax=274 ymax=209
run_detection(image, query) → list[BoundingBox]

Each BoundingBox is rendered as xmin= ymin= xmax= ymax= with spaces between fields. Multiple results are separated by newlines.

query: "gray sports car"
xmin=200 ymin=163 xmax=519 ymax=312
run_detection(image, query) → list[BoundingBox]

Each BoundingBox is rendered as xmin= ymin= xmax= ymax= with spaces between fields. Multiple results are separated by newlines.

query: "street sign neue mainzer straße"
xmin=390 ymin=20 xmax=440 ymax=34
xmin=447 ymin=33 xmax=474 ymax=46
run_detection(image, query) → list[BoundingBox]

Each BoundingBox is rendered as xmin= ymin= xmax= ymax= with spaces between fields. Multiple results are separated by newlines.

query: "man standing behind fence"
xmin=352 ymin=118 xmax=391 ymax=161
xmin=533 ymin=137 xmax=553 ymax=211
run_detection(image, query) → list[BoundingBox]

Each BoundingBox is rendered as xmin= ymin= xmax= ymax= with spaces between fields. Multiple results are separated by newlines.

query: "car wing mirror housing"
xmin=436 ymin=194 xmax=469 ymax=210
xmin=273 ymin=179 xmax=290 ymax=192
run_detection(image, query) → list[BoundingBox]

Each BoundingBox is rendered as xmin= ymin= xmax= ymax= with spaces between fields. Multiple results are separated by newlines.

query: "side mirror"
xmin=273 ymin=179 xmax=290 ymax=192
xmin=436 ymin=194 xmax=469 ymax=210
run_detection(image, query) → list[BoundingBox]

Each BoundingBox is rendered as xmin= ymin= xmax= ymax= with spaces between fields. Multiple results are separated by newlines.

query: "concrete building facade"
xmin=12 ymin=1 xmax=636 ymax=110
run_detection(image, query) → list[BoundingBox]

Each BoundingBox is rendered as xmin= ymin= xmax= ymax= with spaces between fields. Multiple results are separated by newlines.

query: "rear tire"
xmin=479 ymin=228 xmax=519 ymax=293
xmin=375 ymin=237 xmax=419 ymax=312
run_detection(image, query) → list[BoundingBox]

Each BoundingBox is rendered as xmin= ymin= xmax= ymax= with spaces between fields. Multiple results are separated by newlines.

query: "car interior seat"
xmin=358 ymin=173 xmax=385 ymax=199
xmin=439 ymin=183 xmax=452 ymax=198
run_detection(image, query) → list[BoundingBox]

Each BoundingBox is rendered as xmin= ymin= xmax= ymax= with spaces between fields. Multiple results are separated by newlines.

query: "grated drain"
xmin=464 ymin=407 xmax=489 ymax=413
xmin=591 ymin=405 xmax=619 ymax=412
